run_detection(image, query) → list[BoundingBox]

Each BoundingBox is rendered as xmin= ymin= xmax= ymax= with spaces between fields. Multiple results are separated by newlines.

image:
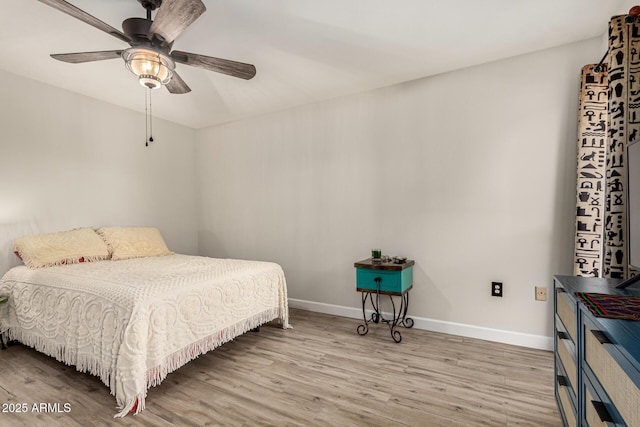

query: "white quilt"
xmin=0 ymin=254 xmax=289 ymax=417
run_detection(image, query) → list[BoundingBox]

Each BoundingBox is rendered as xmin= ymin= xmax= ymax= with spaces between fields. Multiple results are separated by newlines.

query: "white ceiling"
xmin=0 ymin=0 xmax=637 ymax=129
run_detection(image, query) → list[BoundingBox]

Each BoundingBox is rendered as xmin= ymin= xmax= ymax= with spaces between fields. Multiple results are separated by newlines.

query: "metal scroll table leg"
xmin=386 ymin=294 xmax=402 ymax=343
xmin=356 ymin=292 xmax=369 ymax=336
xmin=357 ymin=292 xmax=383 ymax=336
xmin=370 ymin=292 xmax=381 ymax=324
xmin=401 ymin=291 xmax=414 ymax=328
xmin=383 ymin=292 xmax=413 ymax=343
xmin=357 ymin=290 xmax=412 ymax=343
xmin=357 ymin=292 xmax=371 ymax=335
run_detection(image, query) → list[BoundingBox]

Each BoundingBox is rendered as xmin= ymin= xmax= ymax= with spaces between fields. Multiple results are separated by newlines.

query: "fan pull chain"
xmin=145 ymin=88 xmax=154 ymax=147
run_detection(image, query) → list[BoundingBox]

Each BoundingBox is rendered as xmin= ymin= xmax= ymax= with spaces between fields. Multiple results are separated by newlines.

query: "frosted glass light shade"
xmin=122 ymin=47 xmax=175 ymax=89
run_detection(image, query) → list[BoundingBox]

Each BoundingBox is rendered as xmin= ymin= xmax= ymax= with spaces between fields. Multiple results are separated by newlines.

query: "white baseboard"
xmin=288 ymin=298 xmax=553 ymax=351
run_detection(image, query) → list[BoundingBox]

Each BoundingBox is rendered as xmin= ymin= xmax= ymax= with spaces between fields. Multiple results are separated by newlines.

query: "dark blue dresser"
xmin=553 ymin=275 xmax=640 ymax=426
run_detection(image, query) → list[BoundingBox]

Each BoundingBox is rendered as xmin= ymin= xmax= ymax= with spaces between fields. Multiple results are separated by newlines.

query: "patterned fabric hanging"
xmin=573 ymin=65 xmax=608 ymax=277
xmin=574 ymin=14 xmax=640 ymax=279
xmin=602 ymin=15 xmax=640 ymax=280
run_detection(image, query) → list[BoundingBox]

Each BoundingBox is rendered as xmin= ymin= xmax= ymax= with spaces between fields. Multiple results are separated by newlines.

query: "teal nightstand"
xmin=354 ymin=258 xmax=415 ymax=343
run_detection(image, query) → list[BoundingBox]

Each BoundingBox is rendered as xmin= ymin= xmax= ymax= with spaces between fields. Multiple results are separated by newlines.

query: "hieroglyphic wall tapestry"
xmin=603 ymin=15 xmax=640 ymax=279
xmin=574 ymin=65 xmax=608 ymax=277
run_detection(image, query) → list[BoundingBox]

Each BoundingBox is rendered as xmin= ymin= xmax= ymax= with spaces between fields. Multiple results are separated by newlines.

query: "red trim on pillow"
xmin=14 ymin=252 xmax=87 ymax=265
xmin=60 ymin=257 xmax=86 ymax=265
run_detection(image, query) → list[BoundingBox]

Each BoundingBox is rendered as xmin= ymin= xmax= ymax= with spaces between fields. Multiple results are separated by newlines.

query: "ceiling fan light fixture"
xmin=122 ymin=47 xmax=175 ymax=89
xmin=138 ymin=75 xmax=162 ymax=90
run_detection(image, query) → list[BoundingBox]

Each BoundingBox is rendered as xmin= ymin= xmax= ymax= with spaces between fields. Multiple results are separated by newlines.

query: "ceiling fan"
xmin=38 ymin=0 xmax=256 ymax=94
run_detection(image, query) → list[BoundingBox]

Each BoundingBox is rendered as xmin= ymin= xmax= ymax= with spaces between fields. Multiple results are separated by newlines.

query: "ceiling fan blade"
xmin=171 ymin=51 xmax=256 ymax=80
xmin=50 ymin=50 xmax=124 ymax=64
xmin=166 ymin=71 xmax=191 ymax=94
xmin=37 ymin=0 xmax=130 ymax=44
xmin=149 ymin=0 xmax=206 ymax=44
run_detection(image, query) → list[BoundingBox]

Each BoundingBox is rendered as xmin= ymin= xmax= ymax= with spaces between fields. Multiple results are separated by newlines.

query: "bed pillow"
xmin=97 ymin=226 xmax=173 ymax=260
xmin=13 ymin=227 xmax=111 ymax=269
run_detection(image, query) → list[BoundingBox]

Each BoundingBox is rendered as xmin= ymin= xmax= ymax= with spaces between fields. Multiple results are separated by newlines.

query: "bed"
xmin=0 ymin=227 xmax=289 ymax=417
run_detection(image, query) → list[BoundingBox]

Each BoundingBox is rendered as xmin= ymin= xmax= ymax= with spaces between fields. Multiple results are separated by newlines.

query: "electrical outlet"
xmin=491 ymin=282 xmax=503 ymax=297
xmin=535 ymin=286 xmax=547 ymax=301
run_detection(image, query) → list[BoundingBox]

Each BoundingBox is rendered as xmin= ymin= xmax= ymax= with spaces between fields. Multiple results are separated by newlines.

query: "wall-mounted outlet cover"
xmin=492 ymin=282 xmax=503 ymax=297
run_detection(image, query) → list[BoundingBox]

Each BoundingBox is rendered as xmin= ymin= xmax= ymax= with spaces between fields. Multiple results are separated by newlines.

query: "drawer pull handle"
xmin=557 ymin=375 xmax=569 ymax=387
xmin=591 ymin=400 xmax=614 ymax=423
xmin=591 ymin=329 xmax=612 ymax=344
xmin=557 ymin=331 xmax=569 ymax=340
xmin=374 ymin=277 xmax=381 ymax=284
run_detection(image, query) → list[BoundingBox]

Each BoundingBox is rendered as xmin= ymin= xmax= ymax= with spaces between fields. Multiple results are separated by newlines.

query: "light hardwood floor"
xmin=0 ymin=309 xmax=561 ymax=426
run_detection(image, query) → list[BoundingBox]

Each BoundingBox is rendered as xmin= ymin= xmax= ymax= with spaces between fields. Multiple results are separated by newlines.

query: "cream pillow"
xmin=97 ymin=227 xmax=173 ymax=260
xmin=14 ymin=228 xmax=110 ymax=269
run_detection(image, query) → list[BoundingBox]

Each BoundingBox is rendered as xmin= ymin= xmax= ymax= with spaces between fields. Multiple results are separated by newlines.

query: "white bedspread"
xmin=0 ymin=254 xmax=289 ymax=417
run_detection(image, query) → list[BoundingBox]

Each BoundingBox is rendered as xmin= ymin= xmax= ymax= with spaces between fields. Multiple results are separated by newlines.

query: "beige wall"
xmin=0 ymin=69 xmax=198 ymax=274
xmin=195 ymin=37 xmax=603 ymax=349
xmin=0 ymin=36 xmax=603 ymax=349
